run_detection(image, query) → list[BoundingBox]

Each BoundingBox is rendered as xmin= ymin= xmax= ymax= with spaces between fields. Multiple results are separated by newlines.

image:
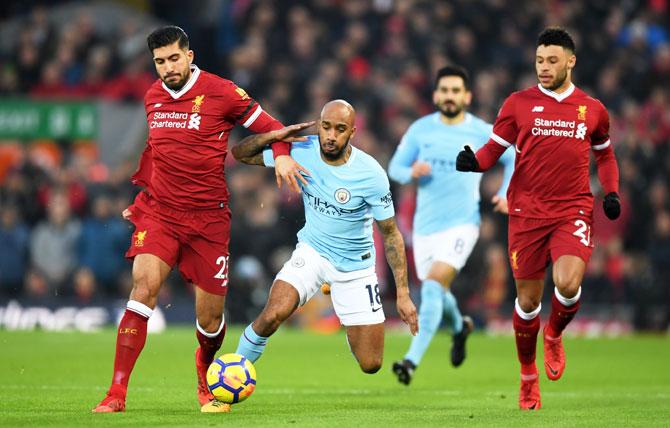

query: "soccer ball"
xmin=206 ymin=353 xmax=257 ymax=404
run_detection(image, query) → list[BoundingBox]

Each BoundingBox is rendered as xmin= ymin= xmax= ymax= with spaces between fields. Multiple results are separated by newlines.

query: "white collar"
xmin=161 ymin=65 xmax=200 ymax=99
xmin=537 ymin=82 xmax=575 ymax=102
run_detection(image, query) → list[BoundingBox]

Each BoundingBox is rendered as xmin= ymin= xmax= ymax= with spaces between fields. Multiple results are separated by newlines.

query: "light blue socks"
xmin=405 ymin=279 xmax=444 ymax=365
xmin=235 ymin=324 xmax=268 ymax=363
xmin=442 ymin=289 xmax=464 ymax=334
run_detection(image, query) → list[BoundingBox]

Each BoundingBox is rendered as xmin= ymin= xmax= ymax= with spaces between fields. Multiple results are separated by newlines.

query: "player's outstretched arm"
xmin=231 ymin=122 xmax=315 ymax=166
xmin=376 ymin=217 xmax=418 ymax=335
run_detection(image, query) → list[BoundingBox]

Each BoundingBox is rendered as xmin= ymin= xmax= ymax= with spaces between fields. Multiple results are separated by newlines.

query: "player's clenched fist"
xmin=456 ymin=145 xmax=480 ymax=171
xmin=603 ymin=192 xmax=621 ymax=220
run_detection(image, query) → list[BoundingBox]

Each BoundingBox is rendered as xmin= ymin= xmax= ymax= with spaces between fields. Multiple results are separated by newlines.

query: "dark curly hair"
xmin=537 ymin=27 xmax=575 ymax=53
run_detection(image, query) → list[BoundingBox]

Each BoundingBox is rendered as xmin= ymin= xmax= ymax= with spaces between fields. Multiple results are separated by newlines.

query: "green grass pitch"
xmin=1 ymin=327 xmax=668 ymax=427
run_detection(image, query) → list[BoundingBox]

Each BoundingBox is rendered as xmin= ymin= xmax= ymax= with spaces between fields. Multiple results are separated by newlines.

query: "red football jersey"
xmin=133 ymin=65 xmax=273 ymax=209
xmin=490 ymin=84 xmax=611 ymax=219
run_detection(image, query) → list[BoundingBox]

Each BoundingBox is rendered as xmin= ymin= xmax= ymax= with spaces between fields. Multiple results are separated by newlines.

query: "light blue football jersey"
xmin=388 ymin=112 xmax=514 ymax=236
xmin=263 ymin=135 xmax=394 ymax=272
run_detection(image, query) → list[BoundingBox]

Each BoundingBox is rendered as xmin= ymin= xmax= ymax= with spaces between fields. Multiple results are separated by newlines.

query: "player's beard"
xmin=544 ymin=67 xmax=568 ymax=91
xmin=162 ymin=68 xmax=190 ymax=90
xmin=437 ymin=101 xmax=463 ymax=119
xmin=320 ymin=140 xmax=350 ymax=161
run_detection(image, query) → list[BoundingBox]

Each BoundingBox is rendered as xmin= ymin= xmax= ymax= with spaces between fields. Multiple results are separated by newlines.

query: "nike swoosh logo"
xmin=549 ymin=367 xmax=558 ymax=376
xmin=372 ymin=307 xmax=383 ymax=312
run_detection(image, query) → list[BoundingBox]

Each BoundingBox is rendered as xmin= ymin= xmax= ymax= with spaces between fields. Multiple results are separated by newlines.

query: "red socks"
xmin=196 ymin=320 xmax=227 ymax=365
xmin=110 ymin=301 xmax=153 ymax=393
xmin=513 ymin=287 xmax=581 ymax=372
xmin=513 ymin=299 xmax=541 ymax=373
xmin=546 ymin=288 xmax=581 ymax=338
xmin=513 ymin=308 xmax=541 ymax=369
xmin=105 ymin=302 xmax=227 ymax=400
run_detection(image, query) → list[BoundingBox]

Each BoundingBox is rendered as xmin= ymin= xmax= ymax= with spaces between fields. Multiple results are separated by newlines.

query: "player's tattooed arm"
xmin=231 ymin=134 xmax=268 ymax=165
xmin=232 ymin=122 xmax=315 ymax=166
xmin=377 ymin=217 xmax=409 ymax=290
xmin=377 ymin=216 xmax=419 ymax=335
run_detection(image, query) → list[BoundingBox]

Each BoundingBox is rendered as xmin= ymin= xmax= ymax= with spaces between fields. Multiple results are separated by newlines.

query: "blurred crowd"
xmin=0 ymin=0 xmax=668 ymax=329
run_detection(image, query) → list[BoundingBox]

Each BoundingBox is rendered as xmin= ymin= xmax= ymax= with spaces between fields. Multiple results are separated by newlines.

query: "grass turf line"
xmin=1 ymin=327 xmax=668 ymax=427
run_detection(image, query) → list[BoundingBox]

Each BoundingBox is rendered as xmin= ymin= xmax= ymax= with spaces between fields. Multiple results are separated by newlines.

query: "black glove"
xmin=603 ymin=192 xmax=621 ymax=220
xmin=456 ymin=145 xmax=479 ymax=171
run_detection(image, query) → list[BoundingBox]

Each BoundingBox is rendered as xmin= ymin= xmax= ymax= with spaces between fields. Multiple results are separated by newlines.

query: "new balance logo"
xmin=532 ymin=106 xmax=544 ymax=112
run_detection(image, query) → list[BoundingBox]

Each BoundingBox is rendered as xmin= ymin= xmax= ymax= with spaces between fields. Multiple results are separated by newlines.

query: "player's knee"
xmin=359 ymin=356 xmax=383 ymax=374
xmin=129 ymin=287 xmax=157 ymax=307
xmin=197 ymin=313 xmax=223 ymax=333
xmin=554 ymin=274 xmax=581 ymax=298
xmin=361 ymin=365 xmax=381 ymax=374
xmin=517 ymin=295 xmax=541 ymax=313
xmin=555 ymin=281 xmax=580 ymax=299
xmin=129 ymin=275 xmax=160 ymax=306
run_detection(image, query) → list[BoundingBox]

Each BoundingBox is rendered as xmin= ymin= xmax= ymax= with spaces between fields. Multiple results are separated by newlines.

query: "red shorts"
xmin=508 ymin=214 xmax=594 ymax=280
xmin=125 ymin=191 xmax=231 ymax=296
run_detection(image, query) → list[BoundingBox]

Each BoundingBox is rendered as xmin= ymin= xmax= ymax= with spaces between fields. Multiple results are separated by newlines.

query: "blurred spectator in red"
xmin=74 ymin=45 xmax=113 ymax=96
xmin=101 ymin=54 xmax=154 ymax=101
xmin=30 ymin=61 xmax=70 ymax=98
xmin=37 ymin=168 xmax=88 ymax=216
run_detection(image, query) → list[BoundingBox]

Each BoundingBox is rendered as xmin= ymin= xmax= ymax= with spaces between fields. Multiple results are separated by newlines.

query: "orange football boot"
xmin=543 ymin=327 xmax=566 ymax=381
xmin=519 ymin=370 xmax=542 ymax=410
xmin=92 ymin=384 xmax=126 ymax=413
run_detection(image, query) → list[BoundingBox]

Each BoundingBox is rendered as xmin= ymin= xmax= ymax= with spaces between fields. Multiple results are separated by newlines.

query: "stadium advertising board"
xmin=0 ymin=100 xmax=97 ymax=139
xmin=0 ymin=300 xmax=166 ymax=332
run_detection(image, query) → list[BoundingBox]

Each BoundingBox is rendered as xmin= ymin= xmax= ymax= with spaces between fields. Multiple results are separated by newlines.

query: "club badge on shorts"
xmin=134 ymin=230 xmax=147 ymax=247
xmin=291 ymin=257 xmax=305 ymax=268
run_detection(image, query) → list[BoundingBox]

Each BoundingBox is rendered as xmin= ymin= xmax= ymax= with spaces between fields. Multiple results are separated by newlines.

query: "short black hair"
xmin=537 ymin=27 xmax=575 ymax=53
xmin=147 ymin=26 xmax=189 ymax=52
xmin=434 ymin=65 xmax=470 ymax=90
